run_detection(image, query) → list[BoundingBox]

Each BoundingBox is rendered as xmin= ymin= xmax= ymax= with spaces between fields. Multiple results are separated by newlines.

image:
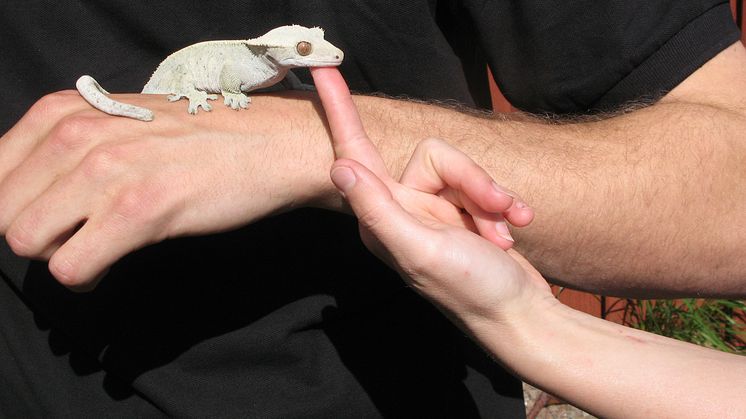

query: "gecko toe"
xmin=222 ymin=92 xmax=251 ymax=111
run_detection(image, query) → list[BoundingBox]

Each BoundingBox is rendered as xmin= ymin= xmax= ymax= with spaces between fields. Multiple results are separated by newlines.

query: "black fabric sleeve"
xmin=465 ymin=0 xmax=741 ymax=114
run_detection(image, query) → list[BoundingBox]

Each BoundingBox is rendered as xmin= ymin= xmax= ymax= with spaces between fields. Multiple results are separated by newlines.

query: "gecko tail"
xmin=75 ymin=75 xmax=155 ymax=121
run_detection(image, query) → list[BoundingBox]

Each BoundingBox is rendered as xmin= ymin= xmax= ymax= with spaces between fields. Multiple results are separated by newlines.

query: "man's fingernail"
xmin=496 ymin=221 xmax=514 ymax=242
xmin=331 ymin=166 xmax=357 ymax=193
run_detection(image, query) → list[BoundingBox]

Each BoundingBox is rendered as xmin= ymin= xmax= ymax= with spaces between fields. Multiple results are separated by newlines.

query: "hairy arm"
xmin=316 ymin=67 xmax=746 ymax=417
xmin=2 ymin=40 xmax=744 ymax=295
xmin=343 ymin=42 xmax=746 ymax=298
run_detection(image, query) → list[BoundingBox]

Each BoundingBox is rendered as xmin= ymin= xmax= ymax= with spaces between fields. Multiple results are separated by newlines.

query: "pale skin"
xmin=311 ymin=66 xmax=746 ymax=418
xmin=1 ymin=40 xmax=746 ymax=296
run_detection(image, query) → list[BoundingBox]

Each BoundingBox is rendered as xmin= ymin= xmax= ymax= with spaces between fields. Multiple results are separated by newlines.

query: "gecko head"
xmin=254 ymin=25 xmax=344 ymax=68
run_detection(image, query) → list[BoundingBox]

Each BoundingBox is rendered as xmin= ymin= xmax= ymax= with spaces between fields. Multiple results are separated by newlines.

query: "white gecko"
xmin=76 ymin=25 xmax=344 ymax=121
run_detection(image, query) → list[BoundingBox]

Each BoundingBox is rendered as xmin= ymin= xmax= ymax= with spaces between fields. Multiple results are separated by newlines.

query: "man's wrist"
xmin=231 ymin=93 xmax=343 ymax=213
xmin=304 ymin=93 xmax=424 ymax=212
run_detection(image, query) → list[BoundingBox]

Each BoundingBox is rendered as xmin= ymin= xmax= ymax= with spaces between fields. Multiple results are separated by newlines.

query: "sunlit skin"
xmin=312 ymin=66 xmax=746 ymax=419
xmin=1 ymin=41 xmax=746 ymax=298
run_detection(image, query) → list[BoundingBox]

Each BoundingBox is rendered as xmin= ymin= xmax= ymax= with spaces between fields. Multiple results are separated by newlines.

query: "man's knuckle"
xmin=111 ymin=188 xmax=147 ymax=222
xmin=29 ymin=91 xmax=80 ymax=122
xmin=31 ymin=94 xmax=57 ymax=115
xmin=81 ymin=144 xmax=126 ymax=177
xmin=48 ymin=115 xmax=97 ymax=153
xmin=34 ymin=91 xmax=73 ymax=111
xmin=111 ymin=183 xmax=164 ymax=224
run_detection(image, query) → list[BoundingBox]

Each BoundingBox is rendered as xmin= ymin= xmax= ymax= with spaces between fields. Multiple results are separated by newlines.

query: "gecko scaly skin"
xmin=76 ymin=25 xmax=344 ymax=121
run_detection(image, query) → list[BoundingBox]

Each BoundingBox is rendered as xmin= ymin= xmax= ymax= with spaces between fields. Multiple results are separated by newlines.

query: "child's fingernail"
xmin=331 ymin=166 xmax=357 ymax=193
xmin=496 ymin=221 xmax=514 ymax=242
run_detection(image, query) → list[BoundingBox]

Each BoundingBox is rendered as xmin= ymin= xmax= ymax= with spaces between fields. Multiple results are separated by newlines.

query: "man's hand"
xmin=311 ymin=67 xmax=540 ymax=319
xmin=0 ymin=90 xmax=330 ymax=290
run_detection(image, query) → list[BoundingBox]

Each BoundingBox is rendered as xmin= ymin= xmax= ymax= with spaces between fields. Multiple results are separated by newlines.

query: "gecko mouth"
xmin=279 ymin=54 xmax=344 ymax=67
xmin=282 ymin=58 xmax=343 ymax=67
xmin=306 ymin=59 xmax=344 ymax=66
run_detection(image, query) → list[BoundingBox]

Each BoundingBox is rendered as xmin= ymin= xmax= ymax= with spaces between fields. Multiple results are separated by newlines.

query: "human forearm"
xmin=472 ymin=297 xmax=746 ymax=418
xmin=482 ymin=102 xmax=746 ymax=297
xmin=317 ymin=69 xmax=746 ymax=418
xmin=343 ymin=84 xmax=746 ymax=297
xmin=330 ymin=42 xmax=746 ymax=298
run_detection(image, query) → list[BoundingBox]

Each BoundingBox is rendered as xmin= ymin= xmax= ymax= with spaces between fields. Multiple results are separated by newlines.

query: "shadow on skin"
xmin=1 ymin=94 xmax=523 ymax=416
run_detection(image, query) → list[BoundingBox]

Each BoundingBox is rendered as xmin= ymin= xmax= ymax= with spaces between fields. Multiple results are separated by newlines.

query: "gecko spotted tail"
xmin=77 ymin=76 xmax=155 ymax=121
xmin=76 ymin=25 xmax=344 ymax=122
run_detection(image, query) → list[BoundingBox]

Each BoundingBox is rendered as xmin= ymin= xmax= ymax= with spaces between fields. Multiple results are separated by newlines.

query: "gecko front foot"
xmin=188 ymin=91 xmax=219 ymax=114
xmin=222 ymin=91 xmax=251 ymax=110
xmin=169 ymin=90 xmax=218 ymax=114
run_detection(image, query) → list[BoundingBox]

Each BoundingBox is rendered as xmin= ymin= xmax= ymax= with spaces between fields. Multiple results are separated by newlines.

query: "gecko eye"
xmin=296 ymin=41 xmax=313 ymax=56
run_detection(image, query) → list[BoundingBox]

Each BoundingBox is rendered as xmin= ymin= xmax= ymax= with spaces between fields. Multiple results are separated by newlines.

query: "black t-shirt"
xmin=0 ymin=1 xmax=739 ymax=417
